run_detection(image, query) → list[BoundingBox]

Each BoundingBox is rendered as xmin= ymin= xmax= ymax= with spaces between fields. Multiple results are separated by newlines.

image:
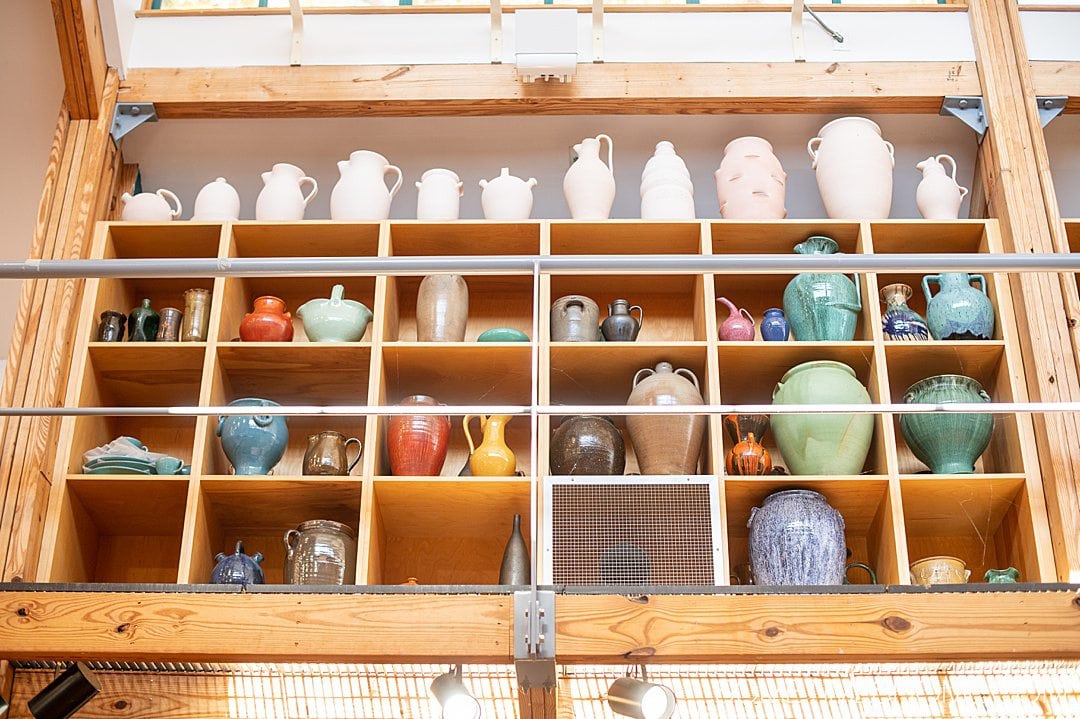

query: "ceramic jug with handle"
xmin=922 ymin=272 xmax=995 ymax=340
xmin=297 ymin=284 xmax=373 ymax=342
xmin=120 ymin=189 xmax=182 ymax=222
xmin=302 ymin=431 xmax=362 ymax=476
xmin=464 ymin=415 xmax=516 ymax=476
xmin=255 ymin=163 xmax=317 ymax=221
xmin=564 ymin=134 xmax=615 ymax=220
xmin=717 ymin=297 xmax=755 ymax=341
xmin=192 ymin=177 xmax=240 ymax=221
xmin=626 ymin=362 xmax=705 ymax=474
xmin=330 ymin=150 xmax=403 ymax=221
xmin=416 ymin=168 xmax=463 ymax=221
xmin=479 ymin=168 xmax=537 ymax=220
xmin=915 ymin=154 xmax=968 ymax=220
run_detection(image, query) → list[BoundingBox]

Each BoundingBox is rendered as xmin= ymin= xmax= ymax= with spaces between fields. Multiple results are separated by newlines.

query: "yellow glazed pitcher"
xmin=464 ymin=415 xmax=516 ymax=476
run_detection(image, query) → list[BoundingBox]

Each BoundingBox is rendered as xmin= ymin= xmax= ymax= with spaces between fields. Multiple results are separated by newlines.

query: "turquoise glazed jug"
xmin=899 ymin=374 xmax=993 ymax=474
xmin=782 ymin=236 xmax=862 ymax=341
xmin=922 ymin=272 xmax=994 ymax=340
xmin=217 ymin=398 xmax=289 ymax=475
xmin=771 ymin=360 xmax=874 ymax=475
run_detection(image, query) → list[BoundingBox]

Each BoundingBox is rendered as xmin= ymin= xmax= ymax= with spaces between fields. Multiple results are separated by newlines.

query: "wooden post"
xmin=50 ymin=0 xmax=109 ymax=120
xmin=969 ymin=0 xmax=1080 ymax=581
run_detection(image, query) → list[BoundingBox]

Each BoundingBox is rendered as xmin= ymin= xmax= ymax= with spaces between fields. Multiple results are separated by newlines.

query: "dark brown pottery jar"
xmin=550 ymin=415 xmax=625 ymax=475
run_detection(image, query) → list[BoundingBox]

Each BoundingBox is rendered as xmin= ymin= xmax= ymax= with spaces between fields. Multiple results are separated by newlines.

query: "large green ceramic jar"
xmin=771 ymin=360 xmax=874 ymax=475
xmin=899 ymin=374 xmax=993 ymax=474
xmin=782 ymin=236 xmax=862 ymax=341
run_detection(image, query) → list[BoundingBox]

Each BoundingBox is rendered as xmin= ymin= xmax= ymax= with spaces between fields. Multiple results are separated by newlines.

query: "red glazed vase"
xmin=387 ymin=395 xmax=451 ymax=476
xmin=240 ymin=296 xmax=294 ymax=342
xmin=724 ymin=413 xmax=773 ymax=476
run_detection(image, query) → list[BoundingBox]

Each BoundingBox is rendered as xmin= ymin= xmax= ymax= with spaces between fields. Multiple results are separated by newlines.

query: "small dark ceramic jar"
xmin=127 ymin=299 xmax=160 ymax=342
xmin=600 ymin=299 xmax=643 ymax=342
xmin=96 ymin=311 xmax=126 ymax=342
xmin=550 ymin=415 xmax=625 ymax=475
xmin=155 ymin=307 xmax=183 ymax=342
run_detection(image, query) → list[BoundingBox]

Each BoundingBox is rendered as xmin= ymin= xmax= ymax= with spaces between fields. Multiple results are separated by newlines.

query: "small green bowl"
xmin=477 ymin=327 xmax=529 ymax=342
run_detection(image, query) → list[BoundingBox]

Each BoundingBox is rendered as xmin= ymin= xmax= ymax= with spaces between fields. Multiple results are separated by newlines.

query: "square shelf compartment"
xmin=211 ymin=344 xmax=372 ymax=406
xmin=184 ymin=477 xmax=364 ymax=584
xmin=387 ymin=222 xmax=540 ymax=256
xmin=868 ymin=221 xmax=993 ymax=255
xmin=716 ymin=343 xmax=889 ymax=476
xmin=382 ymin=274 xmax=534 ymax=342
xmin=549 ymin=222 xmax=703 ymax=255
xmin=901 ymin=475 xmax=1048 ymax=583
xmin=101 ymin=223 xmax=223 ymax=259
xmin=874 ymin=272 xmax=1005 ymax=341
xmin=366 ymin=478 xmax=531 ymax=585
xmin=218 ymin=276 xmax=378 ymax=343
xmin=91 ymin=277 xmax=218 ymax=338
xmin=724 ymin=478 xmax=903 ymax=585
xmin=229 ymin=222 xmax=381 ymax=258
xmin=64 ymin=416 xmax=198 ymax=475
xmin=550 ymin=274 xmax=709 ymax=342
xmin=710 ymin=221 xmax=865 ymax=255
xmin=46 ymin=477 xmax=188 ymax=583
xmin=77 ymin=344 xmax=205 ymax=407
xmin=885 ymin=343 xmax=1023 ymax=475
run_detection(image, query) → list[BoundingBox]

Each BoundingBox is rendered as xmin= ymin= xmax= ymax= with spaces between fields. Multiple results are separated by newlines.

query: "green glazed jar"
xmin=984 ymin=567 xmax=1020 ymax=583
xmin=899 ymin=374 xmax=993 ymax=474
xmin=771 ymin=360 xmax=874 ymax=475
xmin=782 ymin=236 xmax=862 ymax=341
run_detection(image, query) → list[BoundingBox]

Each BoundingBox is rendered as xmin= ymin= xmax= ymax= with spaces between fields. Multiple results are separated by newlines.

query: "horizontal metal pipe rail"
xmin=4 ymin=253 xmax=1080 ymax=278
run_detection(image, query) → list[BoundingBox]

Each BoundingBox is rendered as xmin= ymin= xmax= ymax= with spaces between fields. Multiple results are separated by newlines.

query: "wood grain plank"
xmin=1030 ymin=61 xmax=1080 ymax=110
xmin=50 ymin=0 xmax=108 ymax=120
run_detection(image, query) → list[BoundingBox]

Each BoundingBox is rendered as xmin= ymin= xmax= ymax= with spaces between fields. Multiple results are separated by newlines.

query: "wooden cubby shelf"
xmin=36 ymin=218 xmax=1057 ymax=588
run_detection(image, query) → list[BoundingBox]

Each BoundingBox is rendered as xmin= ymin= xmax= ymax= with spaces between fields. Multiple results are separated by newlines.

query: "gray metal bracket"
xmin=1037 ymin=96 xmax=1068 ymax=128
xmin=940 ymin=96 xmax=987 ymax=142
xmin=111 ymin=103 xmax=158 ymax=143
xmin=514 ymin=590 xmax=555 ymax=690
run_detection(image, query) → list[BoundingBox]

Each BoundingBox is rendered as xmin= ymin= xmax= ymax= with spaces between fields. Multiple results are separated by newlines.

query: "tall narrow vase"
xmin=499 ymin=514 xmax=531 ymax=585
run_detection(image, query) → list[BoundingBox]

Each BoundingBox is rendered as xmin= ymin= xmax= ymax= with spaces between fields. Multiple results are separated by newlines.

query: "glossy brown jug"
xmin=240 ymin=295 xmax=294 ymax=342
xmin=387 ymin=395 xmax=451 ymax=476
xmin=724 ymin=414 xmax=772 ymax=476
xmin=625 ymin=362 xmax=705 ymax=474
xmin=302 ymin=431 xmax=362 ymax=476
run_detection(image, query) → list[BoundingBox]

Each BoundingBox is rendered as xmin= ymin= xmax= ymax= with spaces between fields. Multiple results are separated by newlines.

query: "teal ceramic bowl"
xmin=477 ymin=327 xmax=529 ymax=342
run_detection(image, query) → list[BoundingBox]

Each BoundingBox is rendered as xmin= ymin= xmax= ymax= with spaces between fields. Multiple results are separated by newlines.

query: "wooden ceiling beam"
xmin=118 ymin=62 xmax=980 ymax=119
xmin=1030 ymin=61 xmax=1080 ymax=111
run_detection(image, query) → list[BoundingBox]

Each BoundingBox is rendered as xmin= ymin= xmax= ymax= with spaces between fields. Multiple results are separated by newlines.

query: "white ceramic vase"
xmin=915 ymin=154 xmax=969 ymax=220
xmin=192 ymin=177 xmax=240 ymax=221
xmin=639 ymin=140 xmax=694 ymax=220
xmin=330 ymin=150 xmax=402 ymax=221
xmin=564 ymin=134 xmax=615 ymax=220
xmin=641 ymin=186 xmax=696 ymax=220
xmin=120 ymin=189 xmax=182 ymax=222
xmin=255 ymin=163 xmax=317 ymax=221
xmin=715 ymin=136 xmax=787 ymax=220
xmin=808 ymin=117 xmax=895 ymax=219
xmin=642 ymin=140 xmax=689 ymax=179
xmin=416 ymin=169 xmax=464 ymax=221
xmin=480 ymin=168 xmax=537 ymax=220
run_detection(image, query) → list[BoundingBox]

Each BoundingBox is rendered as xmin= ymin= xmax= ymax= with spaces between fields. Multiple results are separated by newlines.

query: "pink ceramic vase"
xmin=717 ymin=297 xmax=755 ymax=341
xmin=715 ymin=137 xmax=787 ymax=220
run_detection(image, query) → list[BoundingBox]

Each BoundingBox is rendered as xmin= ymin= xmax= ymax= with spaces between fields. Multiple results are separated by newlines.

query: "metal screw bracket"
xmin=111 ymin=103 xmax=158 ymax=143
xmin=514 ymin=590 xmax=555 ymax=690
xmin=940 ymin=96 xmax=987 ymax=142
xmin=1036 ymin=96 xmax=1068 ymax=128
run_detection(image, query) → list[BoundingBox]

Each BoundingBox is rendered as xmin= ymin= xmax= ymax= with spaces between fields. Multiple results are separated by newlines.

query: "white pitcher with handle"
xmin=255 ymin=163 xmax=317 ymax=221
xmin=915 ymin=154 xmax=969 ymax=220
xmin=120 ymin=189 xmax=182 ymax=222
xmin=330 ymin=150 xmax=403 ymax=221
xmin=564 ymin=134 xmax=615 ymax=220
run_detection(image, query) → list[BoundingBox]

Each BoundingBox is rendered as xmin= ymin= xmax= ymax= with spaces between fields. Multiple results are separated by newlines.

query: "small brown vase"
xmin=550 ymin=415 xmax=625 ymax=475
xmin=724 ymin=414 xmax=772 ymax=476
xmin=626 ymin=362 xmax=705 ymax=475
xmin=387 ymin=395 xmax=451 ymax=476
xmin=416 ymin=274 xmax=469 ymax=341
xmin=240 ymin=296 xmax=294 ymax=342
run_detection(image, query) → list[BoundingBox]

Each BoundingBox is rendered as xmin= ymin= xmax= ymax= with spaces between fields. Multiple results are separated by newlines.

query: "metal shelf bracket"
xmin=1037 ymin=96 xmax=1068 ymax=128
xmin=514 ymin=590 xmax=555 ymax=690
xmin=940 ymin=96 xmax=987 ymax=141
xmin=111 ymin=103 xmax=158 ymax=143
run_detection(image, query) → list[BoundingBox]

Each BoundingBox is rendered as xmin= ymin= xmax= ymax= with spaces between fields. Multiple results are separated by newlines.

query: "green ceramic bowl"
xmin=477 ymin=327 xmax=529 ymax=342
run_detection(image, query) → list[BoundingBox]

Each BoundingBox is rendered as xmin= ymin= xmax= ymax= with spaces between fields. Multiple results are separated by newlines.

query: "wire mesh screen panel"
xmin=548 ymin=478 xmax=717 ymax=585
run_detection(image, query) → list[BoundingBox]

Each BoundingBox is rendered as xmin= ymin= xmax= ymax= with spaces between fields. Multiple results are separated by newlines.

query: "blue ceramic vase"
xmin=211 ymin=540 xmax=265 ymax=585
xmin=880 ymin=283 xmax=929 ymax=341
xmin=782 ymin=236 xmax=862 ymax=341
xmin=922 ymin=272 xmax=995 ymax=340
xmin=760 ymin=308 xmax=789 ymax=341
xmin=899 ymin=374 xmax=993 ymax=474
xmin=217 ymin=398 xmax=289 ymax=475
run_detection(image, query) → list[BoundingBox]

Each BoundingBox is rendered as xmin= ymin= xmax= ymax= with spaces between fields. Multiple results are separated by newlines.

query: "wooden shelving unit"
xmin=34 ymin=217 xmax=1057 ymax=590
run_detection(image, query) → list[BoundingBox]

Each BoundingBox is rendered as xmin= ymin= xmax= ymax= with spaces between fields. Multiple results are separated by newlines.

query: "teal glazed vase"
xmin=782 ymin=236 xmax=862 ymax=341
xmin=771 ymin=360 xmax=874 ymax=475
xmin=922 ymin=272 xmax=995 ymax=340
xmin=217 ymin=398 xmax=289 ymax=475
xmin=899 ymin=374 xmax=993 ymax=474
xmin=985 ymin=567 xmax=1020 ymax=583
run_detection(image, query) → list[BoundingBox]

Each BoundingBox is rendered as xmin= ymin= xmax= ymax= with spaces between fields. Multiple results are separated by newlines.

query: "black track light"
xmin=28 ymin=663 xmax=100 ymax=719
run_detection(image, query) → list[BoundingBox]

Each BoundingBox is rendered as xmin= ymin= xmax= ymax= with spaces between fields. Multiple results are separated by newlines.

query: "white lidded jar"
xmin=192 ymin=177 xmax=240 ymax=221
xmin=416 ymin=168 xmax=464 ymax=221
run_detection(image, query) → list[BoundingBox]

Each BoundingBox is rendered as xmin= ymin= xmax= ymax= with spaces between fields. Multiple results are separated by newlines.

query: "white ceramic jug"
xmin=915 ymin=154 xmax=969 ymax=220
xmin=715 ymin=136 xmax=787 ymax=220
xmin=330 ymin=150 xmax=403 ymax=221
xmin=192 ymin=177 xmax=241 ymax=221
xmin=480 ymin=168 xmax=538 ymax=221
xmin=564 ymin=134 xmax=615 ymax=220
xmin=120 ymin=189 xmax=182 ymax=222
xmin=416 ymin=168 xmax=464 ymax=221
xmin=255 ymin=163 xmax=317 ymax=221
xmin=808 ymin=117 xmax=894 ymax=219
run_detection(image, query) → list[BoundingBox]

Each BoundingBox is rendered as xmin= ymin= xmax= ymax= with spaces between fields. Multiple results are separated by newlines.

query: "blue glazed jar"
xmin=922 ymin=272 xmax=995 ymax=340
xmin=760 ymin=308 xmax=790 ymax=341
xmin=880 ymin=283 xmax=929 ymax=341
xmin=217 ymin=398 xmax=289 ymax=475
xmin=211 ymin=540 xmax=265 ymax=585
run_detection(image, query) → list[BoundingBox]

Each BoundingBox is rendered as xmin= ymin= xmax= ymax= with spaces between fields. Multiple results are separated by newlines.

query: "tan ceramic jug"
xmin=626 ymin=362 xmax=705 ymax=474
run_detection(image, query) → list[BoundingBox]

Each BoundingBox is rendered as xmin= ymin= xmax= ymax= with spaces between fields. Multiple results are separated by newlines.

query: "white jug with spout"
xmin=255 ymin=163 xmax=317 ymax=221
xmin=120 ymin=189 xmax=182 ymax=222
xmin=915 ymin=154 xmax=969 ymax=220
xmin=480 ymin=168 xmax=538 ymax=221
xmin=564 ymin=134 xmax=615 ymax=220
xmin=330 ymin=150 xmax=402 ymax=221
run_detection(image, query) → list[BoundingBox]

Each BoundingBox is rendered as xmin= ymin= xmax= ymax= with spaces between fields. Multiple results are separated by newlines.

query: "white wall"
xmin=1021 ymin=10 xmax=1080 ymax=61
xmin=1046 ymin=116 xmax=1080 ymax=219
xmin=122 ymin=113 xmax=976 ymax=222
xmin=0 ymin=1 xmax=65 ymax=354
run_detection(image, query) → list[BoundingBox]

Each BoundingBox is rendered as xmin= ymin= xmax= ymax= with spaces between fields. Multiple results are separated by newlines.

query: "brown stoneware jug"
xmin=302 ymin=431 xmax=362 ymax=476
xmin=626 ymin=362 xmax=705 ymax=474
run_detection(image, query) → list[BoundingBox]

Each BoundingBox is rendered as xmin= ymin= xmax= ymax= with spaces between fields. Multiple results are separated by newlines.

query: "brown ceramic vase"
xmin=240 ymin=296 xmax=294 ymax=342
xmin=724 ymin=414 xmax=773 ymax=476
xmin=387 ymin=395 xmax=451 ymax=476
xmin=549 ymin=415 xmax=625 ymax=475
xmin=625 ymin=362 xmax=705 ymax=474
xmin=416 ymin=274 xmax=468 ymax=341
